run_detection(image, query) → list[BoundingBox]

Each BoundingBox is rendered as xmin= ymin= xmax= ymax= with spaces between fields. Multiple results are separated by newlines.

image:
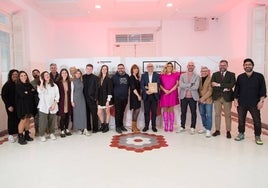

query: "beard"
xmin=244 ymin=67 xmax=253 ymax=73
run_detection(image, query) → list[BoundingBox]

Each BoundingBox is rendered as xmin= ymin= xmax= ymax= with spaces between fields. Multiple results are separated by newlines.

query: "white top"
xmin=37 ymin=84 xmax=60 ymax=114
xmin=71 ymin=81 xmax=74 ymax=103
xmin=148 ymin=73 xmax=153 ymax=83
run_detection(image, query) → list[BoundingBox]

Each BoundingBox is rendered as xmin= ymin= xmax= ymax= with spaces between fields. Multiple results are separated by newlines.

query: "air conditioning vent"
xmin=115 ymin=33 xmax=154 ymax=43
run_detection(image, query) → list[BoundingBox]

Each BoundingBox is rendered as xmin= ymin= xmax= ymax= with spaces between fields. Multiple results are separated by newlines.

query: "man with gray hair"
xmin=198 ymin=66 xmax=213 ymax=137
xmin=178 ymin=62 xmax=199 ymax=134
xmin=49 ymin=63 xmax=60 ymax=82
xmin=141 ymin=63 xmax=160 ymax=132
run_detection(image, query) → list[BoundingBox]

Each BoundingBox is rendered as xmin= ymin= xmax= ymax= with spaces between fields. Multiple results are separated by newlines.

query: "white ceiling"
xmin=1 ymin=0 xmax=267 ymax=21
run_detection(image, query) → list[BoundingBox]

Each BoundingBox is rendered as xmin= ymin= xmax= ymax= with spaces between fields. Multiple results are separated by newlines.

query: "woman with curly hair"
xmin=16 ymin=71 xmax=36 ymax=144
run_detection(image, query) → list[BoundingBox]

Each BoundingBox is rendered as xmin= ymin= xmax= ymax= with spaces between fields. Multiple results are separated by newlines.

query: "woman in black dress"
xmin=1 ymin=69 xmax=19 ymax=143
xmin=97 ymin=65 xmax=113 ymax=133
xmin=16 ymin=71 xmax=36 ymax=145
xmin=129 ymin=64 xmax=142 ymax=133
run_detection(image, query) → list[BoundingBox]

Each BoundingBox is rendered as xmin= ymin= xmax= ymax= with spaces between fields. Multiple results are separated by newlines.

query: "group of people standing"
xmin=176 ymin=59 xmax=266 ymax=145
xmin=1 ymin=58 xmax=266 ymax=145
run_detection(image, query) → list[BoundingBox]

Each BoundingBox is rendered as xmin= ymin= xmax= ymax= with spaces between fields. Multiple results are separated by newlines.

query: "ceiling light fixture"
xmin=95 ymin=4 xmax=101 ymax=9
xmin=166 ymin=3 xmax=173 ymax=7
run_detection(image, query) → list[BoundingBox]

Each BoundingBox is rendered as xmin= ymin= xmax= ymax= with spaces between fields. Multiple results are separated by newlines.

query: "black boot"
xmin=99 ymin=123 xmax=105 ymax=132
xmin=18 ymin=133 xmax=27 ymax=145
xmin=24 ymin=130 xmax=34 ymax=141
xmin=102 ymin=123 xmax=109 ymax=133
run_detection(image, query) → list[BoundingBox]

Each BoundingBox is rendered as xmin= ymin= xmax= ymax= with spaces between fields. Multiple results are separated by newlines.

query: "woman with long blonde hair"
xmin=159 ymin=62 xmax=180 ymax=132
xmin=71 ymin=69 xmax=89 ymax=136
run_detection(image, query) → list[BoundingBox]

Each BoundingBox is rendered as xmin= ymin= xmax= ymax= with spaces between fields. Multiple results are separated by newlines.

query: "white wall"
xmin=52 ymin=19 xmax=223 ymax=58
xmin=0 ymin=1 xmax=54 ymax=132
xmin=27 ymin=9 xmax=55 ymax=73
xmin=6 ymin=0 xmax=55 ymax=74
xmin=53 ymin=20 xmax=108 ymax=58
xmin=219 ymin=0 xmax=268 ymax=124
xmin=52 ymin=20 xmax=161 ymax=58
xmin=218 ymin=0 xmax=254 ymax=73
xmin=161 ymin=19 xmax=221 ymax=57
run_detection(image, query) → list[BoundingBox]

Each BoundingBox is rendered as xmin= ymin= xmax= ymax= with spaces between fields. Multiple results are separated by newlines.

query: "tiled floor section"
xmin=1 ymin=115 xmax=268 ymax=188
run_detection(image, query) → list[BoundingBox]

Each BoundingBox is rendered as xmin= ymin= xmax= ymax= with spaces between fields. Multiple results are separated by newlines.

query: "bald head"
xmin=187 ymin=62 xmax=195 ymax=72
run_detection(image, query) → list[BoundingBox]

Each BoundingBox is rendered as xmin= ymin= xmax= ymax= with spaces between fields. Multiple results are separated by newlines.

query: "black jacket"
xmin=83 ymin=73 xmax=99 ymax=103
xmin=1 ymin=81 xmax=16 ymax=110
xmin=98 ymin=76 xmax=113 ymax=106
xmin=211 ymin=71 xmax=236 ymax=102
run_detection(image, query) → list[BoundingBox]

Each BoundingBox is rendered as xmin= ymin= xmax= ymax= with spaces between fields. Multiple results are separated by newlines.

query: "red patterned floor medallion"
xmin=110 ymin=133 xmax=168 ymax=153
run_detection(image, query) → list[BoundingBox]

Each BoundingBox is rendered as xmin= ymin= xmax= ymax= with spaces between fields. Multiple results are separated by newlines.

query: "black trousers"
xmin=237 ymin=105 xmax=262 ymax=136
xmin=180 ymin=98 xmax=197 ymax=128
xmin=114 ymin=98 xmax=128 ymax=128
xmin=144 ymin=95 xmax=158 ymax=128
xmin=86 ymin=101 xmax=98 ymax=132
xmin=6 ymin=109 xmax=19 ymax=135
xmin=60 ymin=113 xmax=69 ymax=131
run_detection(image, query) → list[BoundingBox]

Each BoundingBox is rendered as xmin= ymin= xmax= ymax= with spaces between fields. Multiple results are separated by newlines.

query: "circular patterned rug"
xmin=110 ymin=132 xmax=168 ymax=153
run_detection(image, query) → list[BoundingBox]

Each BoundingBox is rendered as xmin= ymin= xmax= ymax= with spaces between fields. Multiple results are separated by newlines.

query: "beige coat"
xmin=198 ymin=76 xmax=213 ymax=104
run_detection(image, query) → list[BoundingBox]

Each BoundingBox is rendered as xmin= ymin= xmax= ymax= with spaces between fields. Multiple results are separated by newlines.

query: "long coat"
xmin=57 ymin=81 xmax=73 ymax=116
xmin=198 ymin=76 xmax=213 ymax=104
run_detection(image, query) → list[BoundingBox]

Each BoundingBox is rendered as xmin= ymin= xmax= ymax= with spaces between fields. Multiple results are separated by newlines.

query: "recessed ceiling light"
xmin=166 ymin=3 xmax=173 ymax=7
xmin=95 ymin=5 xmax=101 ymax=9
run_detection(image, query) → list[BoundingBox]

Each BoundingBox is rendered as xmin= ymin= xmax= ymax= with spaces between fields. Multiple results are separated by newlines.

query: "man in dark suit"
xmin=83 ymin=64 xmax=99 ymax=133
xmin=141 ymin=63 xmax=160 ymax=132
xmin=211 ymin=60 xmax=236 ymax=138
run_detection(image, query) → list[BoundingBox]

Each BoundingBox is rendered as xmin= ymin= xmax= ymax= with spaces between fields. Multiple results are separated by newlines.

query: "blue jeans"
xmin=198 ymin=103 xmax=213 ymax=131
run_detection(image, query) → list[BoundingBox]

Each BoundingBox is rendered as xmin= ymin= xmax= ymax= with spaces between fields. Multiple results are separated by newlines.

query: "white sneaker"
xmin=8 ymin=135 xmax=15 ymax=143
xmin=40 ymin=136 xmax=46 ymax=142
xmin=77 ymin=130 xmax=83 ymax=135
xmin=83 ymin=129 xmax=91 ymax=136
xmin=49 ymin=133 xmax=56 ymax=140
xmin=198 ymin=129 xmax=206 ymax=134
xmin=190 ymin=128 xmax=195 ymax=135
xmin=176 ymin=127 xmax=185 ymax=133
xmin=206 ymin=130 xmax=211 ymax=138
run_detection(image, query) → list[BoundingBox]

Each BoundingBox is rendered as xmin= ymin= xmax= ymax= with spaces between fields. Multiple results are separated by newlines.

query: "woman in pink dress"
xmin=160 ymin=62 xmax=180 ymax=132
